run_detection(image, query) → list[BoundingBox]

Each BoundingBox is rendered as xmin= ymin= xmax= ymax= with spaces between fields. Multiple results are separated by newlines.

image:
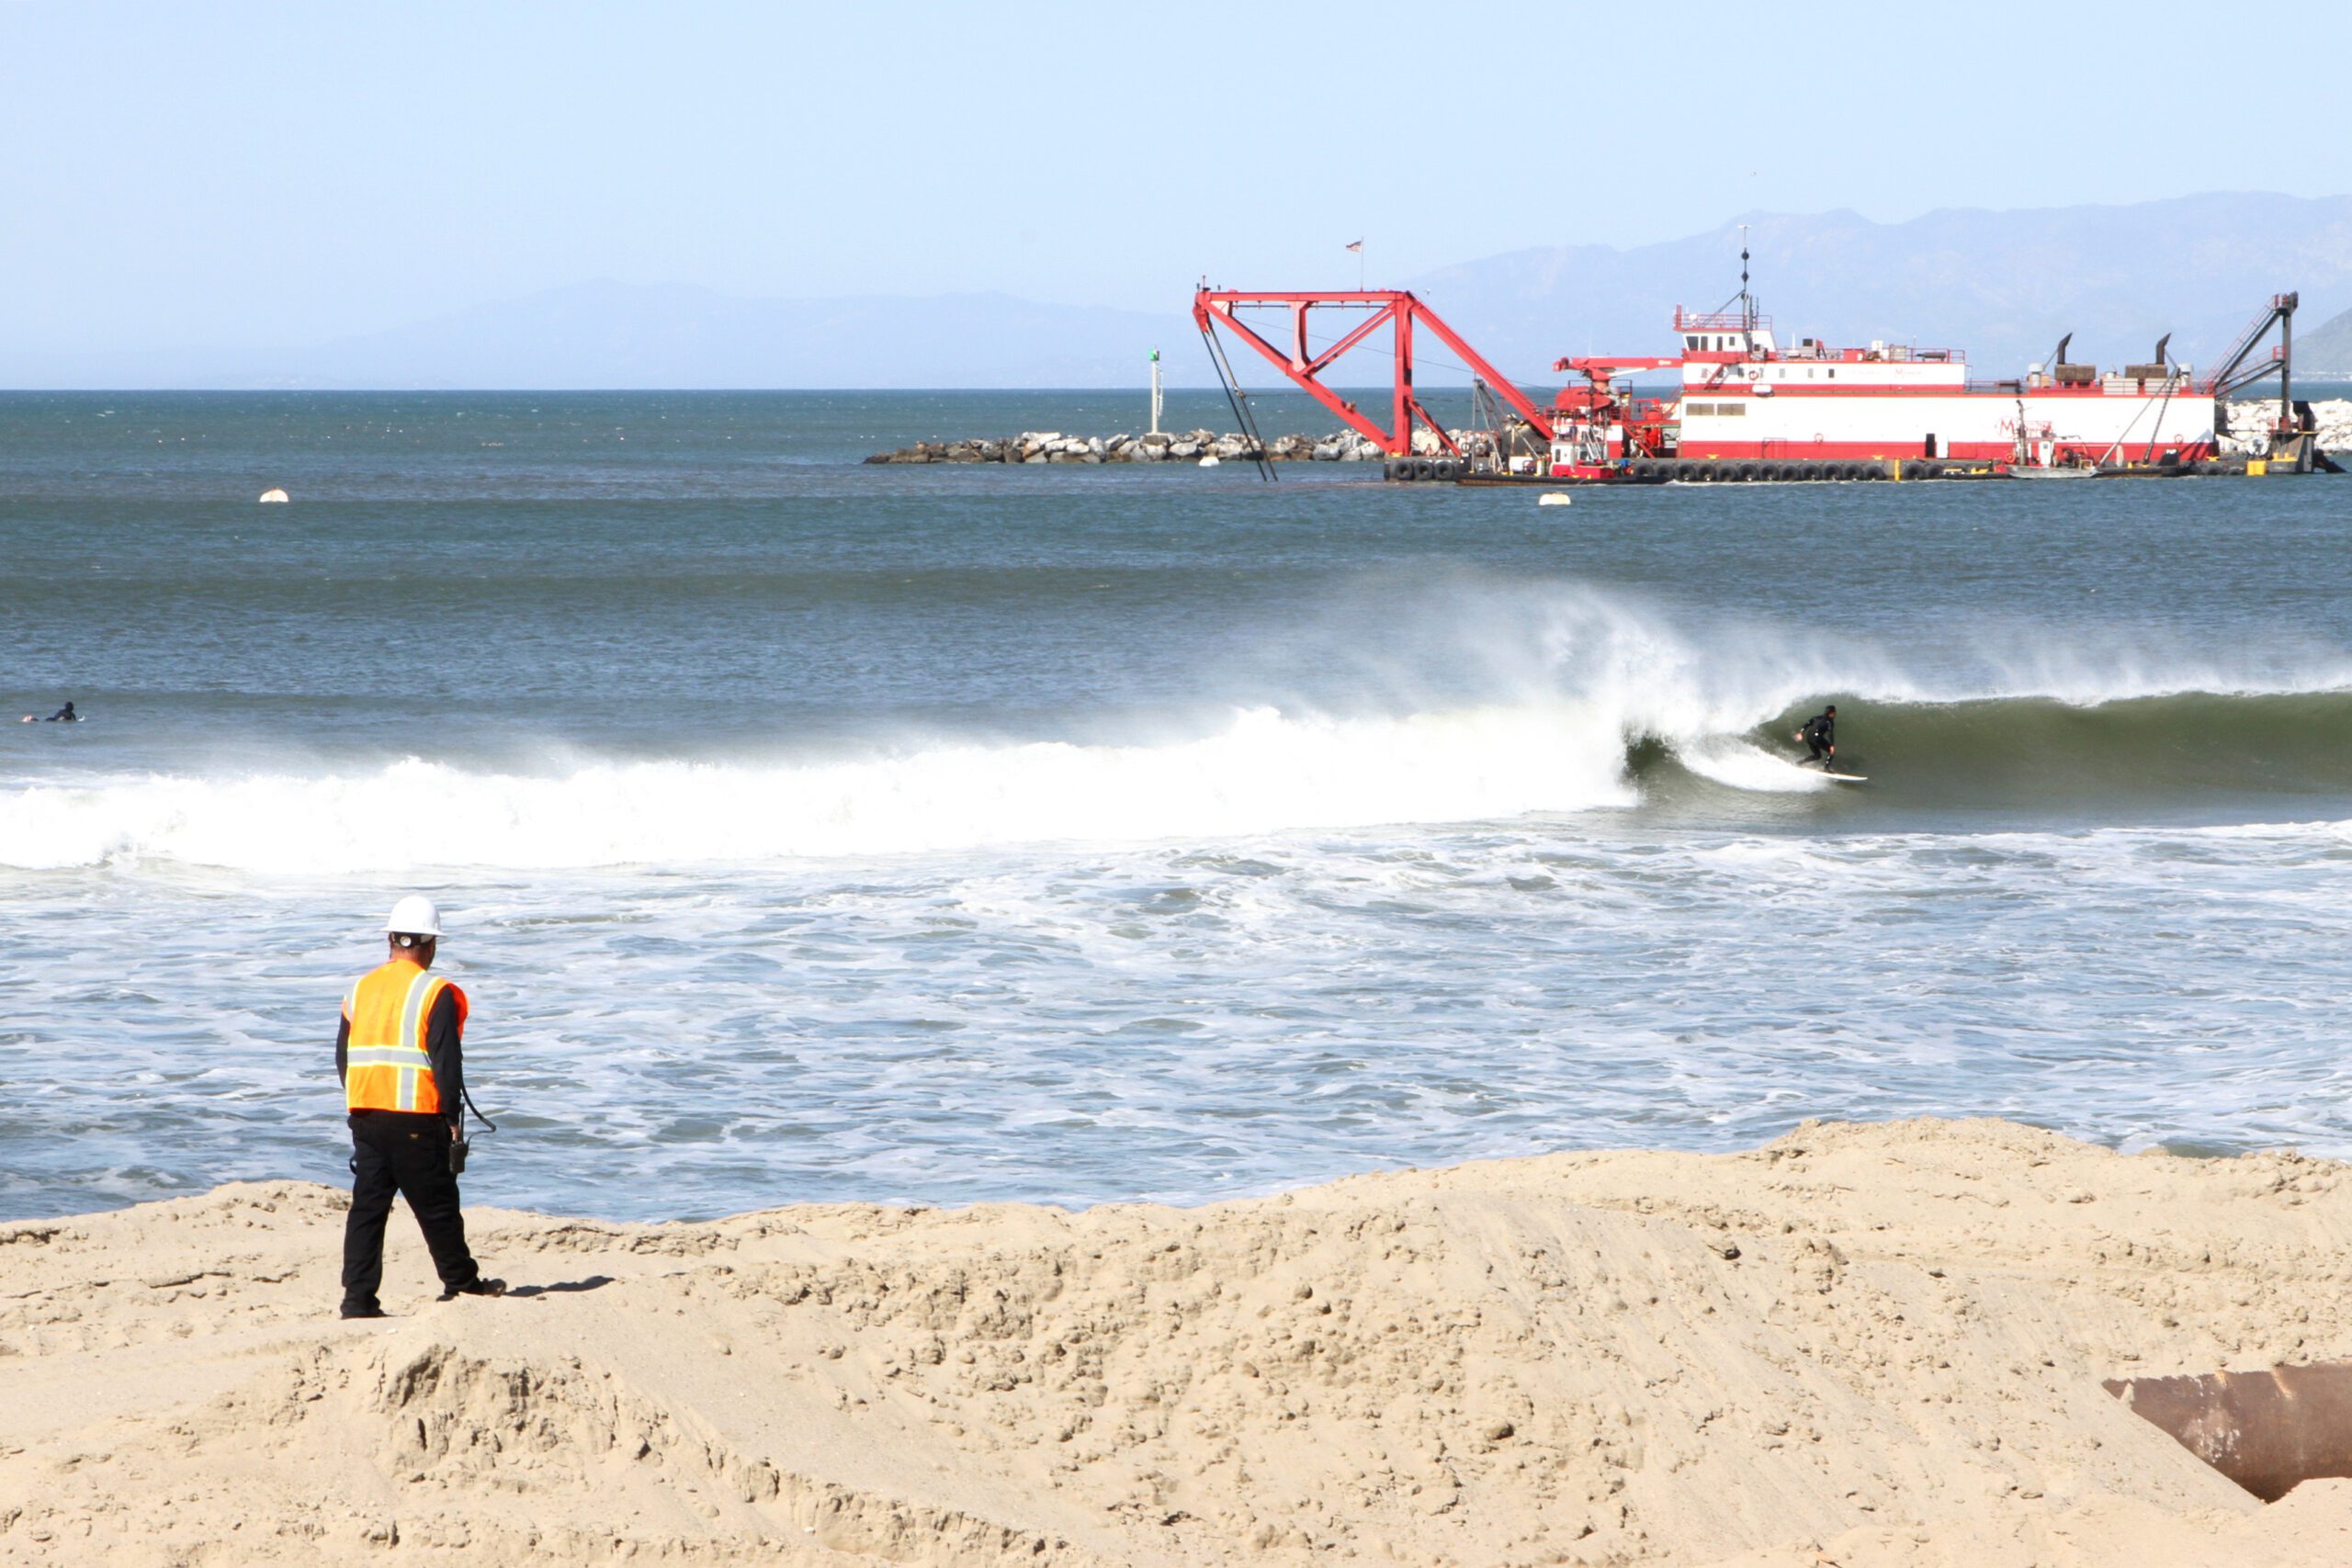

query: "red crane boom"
xmin=1192 ymin=289 xmax=1556 ymax=457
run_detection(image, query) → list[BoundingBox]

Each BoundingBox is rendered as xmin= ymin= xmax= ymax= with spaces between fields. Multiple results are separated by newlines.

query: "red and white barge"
xmin=1547 ymin=302 xmax=2220 ymax=479
xmin=1192 ymin=277 xmax=2324 ymax=482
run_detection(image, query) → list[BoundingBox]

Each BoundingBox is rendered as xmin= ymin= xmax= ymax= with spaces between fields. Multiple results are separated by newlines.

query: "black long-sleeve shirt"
xmin=336 ymin=987 xmax=465 ymax=1124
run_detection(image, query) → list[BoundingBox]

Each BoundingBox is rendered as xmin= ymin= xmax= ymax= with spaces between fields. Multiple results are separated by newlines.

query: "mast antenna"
xmin=1739 ymin=223 xmax=1752 ymax=330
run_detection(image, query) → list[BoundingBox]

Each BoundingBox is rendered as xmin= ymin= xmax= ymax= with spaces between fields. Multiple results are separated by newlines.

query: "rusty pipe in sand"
xmin=2106 ymin=1363 xmax=2352 ymax=1502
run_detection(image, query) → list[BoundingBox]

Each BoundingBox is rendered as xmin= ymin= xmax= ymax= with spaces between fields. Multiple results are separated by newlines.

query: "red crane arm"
xmin=1555 ymin=355 xmax=1680 ymax=378
xmin=1194 ymin=293 xmax=1395 ymax=452
xmin=1193 ymin=289 xmax=1556 ymax=457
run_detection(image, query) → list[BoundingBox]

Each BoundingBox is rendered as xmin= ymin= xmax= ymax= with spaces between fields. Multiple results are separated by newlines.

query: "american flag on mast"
xmin=1344 ymin=240 xmax=1363 ymax=253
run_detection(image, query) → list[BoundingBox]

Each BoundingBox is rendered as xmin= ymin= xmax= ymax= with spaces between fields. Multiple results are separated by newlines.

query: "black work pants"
xmin=341 ymin=1111 xmax=481 ymax=1309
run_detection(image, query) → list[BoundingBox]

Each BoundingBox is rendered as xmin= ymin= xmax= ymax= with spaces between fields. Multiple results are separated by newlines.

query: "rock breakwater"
xmin=865 ymin=428 xmax=1396 ymax=465
xmin=2221 ymin=396 xmax=2352 ymax=454
xmin=865 ymin=400 xmax=2352 ymax=470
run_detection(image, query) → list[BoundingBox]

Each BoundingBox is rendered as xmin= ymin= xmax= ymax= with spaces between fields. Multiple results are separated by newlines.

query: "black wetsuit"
xmin=334 ymin=988 xmax=487 ymax=1311
xmin=44 ymin=704 xmax=75 ymax=722
xmin=1800 ymin=711 xmax=1837 ymax=766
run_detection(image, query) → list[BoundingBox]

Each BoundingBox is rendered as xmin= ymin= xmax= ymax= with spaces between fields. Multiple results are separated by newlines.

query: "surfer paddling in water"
xmin=1795 ymin=705 xmax=1837 ymax=768
xmin=20 ymin=700 xmax=78 ymax=723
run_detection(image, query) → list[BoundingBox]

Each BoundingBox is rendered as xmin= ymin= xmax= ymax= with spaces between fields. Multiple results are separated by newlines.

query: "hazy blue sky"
xmin=5 ymin=0 xmax=2348 ymax=355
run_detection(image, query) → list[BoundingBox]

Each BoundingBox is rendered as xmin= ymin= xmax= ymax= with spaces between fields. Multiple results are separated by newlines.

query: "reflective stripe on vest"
xmin=343 ymin=959 xmax=462 ymax=1115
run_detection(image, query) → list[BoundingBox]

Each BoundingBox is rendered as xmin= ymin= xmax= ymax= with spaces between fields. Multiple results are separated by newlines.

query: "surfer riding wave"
xmin=1795 ymin=705 xmax=1837 ymax=768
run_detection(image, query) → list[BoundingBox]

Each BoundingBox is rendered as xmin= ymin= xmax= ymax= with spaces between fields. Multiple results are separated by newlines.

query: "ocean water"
xmin=5 ymin=389 xmax=2351 ymax=1223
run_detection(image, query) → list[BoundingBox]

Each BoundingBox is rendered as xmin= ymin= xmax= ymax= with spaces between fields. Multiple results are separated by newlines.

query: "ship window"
xmin=1826 ymin=368 xmax=1836 ymax=378
xmin=1719 ymin=403 xmax=1745 ymax=417
xmin=1685 ymin=336 xmax=1699 ymax=350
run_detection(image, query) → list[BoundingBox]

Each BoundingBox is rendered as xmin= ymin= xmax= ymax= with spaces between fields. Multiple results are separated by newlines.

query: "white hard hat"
xmin=384 ymin=894 xmax=444 ymax=938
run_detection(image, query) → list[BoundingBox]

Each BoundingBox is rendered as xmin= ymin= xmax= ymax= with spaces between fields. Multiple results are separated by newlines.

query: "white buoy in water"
xmin=1198 ymin=455 xmax=1221 ymax=468
xmin=1537 ymin=491 xmax=1572 ymax=506
xmin=258 ymin=488 xmax=289 ymax=503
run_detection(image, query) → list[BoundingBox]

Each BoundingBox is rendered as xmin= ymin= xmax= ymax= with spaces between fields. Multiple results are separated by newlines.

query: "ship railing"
xmin=1773 ymin=344 xmax=1964 ymax=365
xmin=1977 ymin=372 xmax=2201 ymax=394
xmin=1673 ymin=307 xmax=1772 ymax=332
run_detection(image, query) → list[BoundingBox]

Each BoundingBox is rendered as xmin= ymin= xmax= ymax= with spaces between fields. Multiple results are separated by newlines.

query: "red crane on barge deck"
xmin=1191 ymin=288 xmax=1557 ymax=468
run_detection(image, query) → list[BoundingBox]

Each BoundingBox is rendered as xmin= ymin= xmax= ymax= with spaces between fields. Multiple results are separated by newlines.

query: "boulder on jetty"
xmin=2221 ymin=396 xmax=2352 ymax=455
xmin=865 ymin=427 xmax=1393 ymax=465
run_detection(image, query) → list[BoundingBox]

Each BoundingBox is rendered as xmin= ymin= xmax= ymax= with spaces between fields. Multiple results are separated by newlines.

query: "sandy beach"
xmin=3 ymin=1118 xmax=2349 ymax=1564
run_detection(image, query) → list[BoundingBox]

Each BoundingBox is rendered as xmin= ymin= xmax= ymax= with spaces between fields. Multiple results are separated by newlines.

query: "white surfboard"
xmin=1819 ymin=772 xmax=1867 ymax=782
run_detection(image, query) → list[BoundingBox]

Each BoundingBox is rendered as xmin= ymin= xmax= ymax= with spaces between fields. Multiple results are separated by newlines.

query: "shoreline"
xmin=9 ymin=1117 xmax=2352 ymax=1564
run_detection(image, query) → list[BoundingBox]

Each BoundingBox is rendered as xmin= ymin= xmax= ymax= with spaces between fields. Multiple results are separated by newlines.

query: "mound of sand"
xmin=6 ymin=1118 xmax=2352 ymax=1565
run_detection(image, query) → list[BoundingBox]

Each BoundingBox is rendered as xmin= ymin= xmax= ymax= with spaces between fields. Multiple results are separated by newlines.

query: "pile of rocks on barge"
xmin=865 ymin=428 xmax=1402 ymax=464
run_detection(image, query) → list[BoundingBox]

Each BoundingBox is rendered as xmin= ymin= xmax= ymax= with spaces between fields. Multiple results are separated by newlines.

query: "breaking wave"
xmin=1706 ymin=689 xmax=2352 ymax=809
xmin=6 ymin=583 xmax=2350 ymax=872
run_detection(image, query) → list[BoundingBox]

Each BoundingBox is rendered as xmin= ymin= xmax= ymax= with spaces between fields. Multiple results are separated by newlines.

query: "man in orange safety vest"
xmin=336 ymin=895 xmax=504 ymax=1318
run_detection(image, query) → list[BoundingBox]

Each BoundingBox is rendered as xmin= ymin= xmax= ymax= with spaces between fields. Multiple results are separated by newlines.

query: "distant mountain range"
xmin=2294 ymin=301 xmax=2352 ymax=377
xmin=6 ymin=192 xmax=2352 ymax=389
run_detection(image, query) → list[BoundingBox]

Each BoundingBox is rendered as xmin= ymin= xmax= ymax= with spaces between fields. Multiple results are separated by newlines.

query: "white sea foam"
xmin=14 ymin=810 xmax=2352 ymax=1221
xmin=0 ymin=705 xmax=1643 ymax=872
xmin=1674 ymin=739 xmax=1833 ymax=793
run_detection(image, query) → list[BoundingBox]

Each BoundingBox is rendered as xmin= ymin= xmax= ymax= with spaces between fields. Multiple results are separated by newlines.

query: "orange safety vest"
xmin=342 ymin=958 xmax=467 ymax=1115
